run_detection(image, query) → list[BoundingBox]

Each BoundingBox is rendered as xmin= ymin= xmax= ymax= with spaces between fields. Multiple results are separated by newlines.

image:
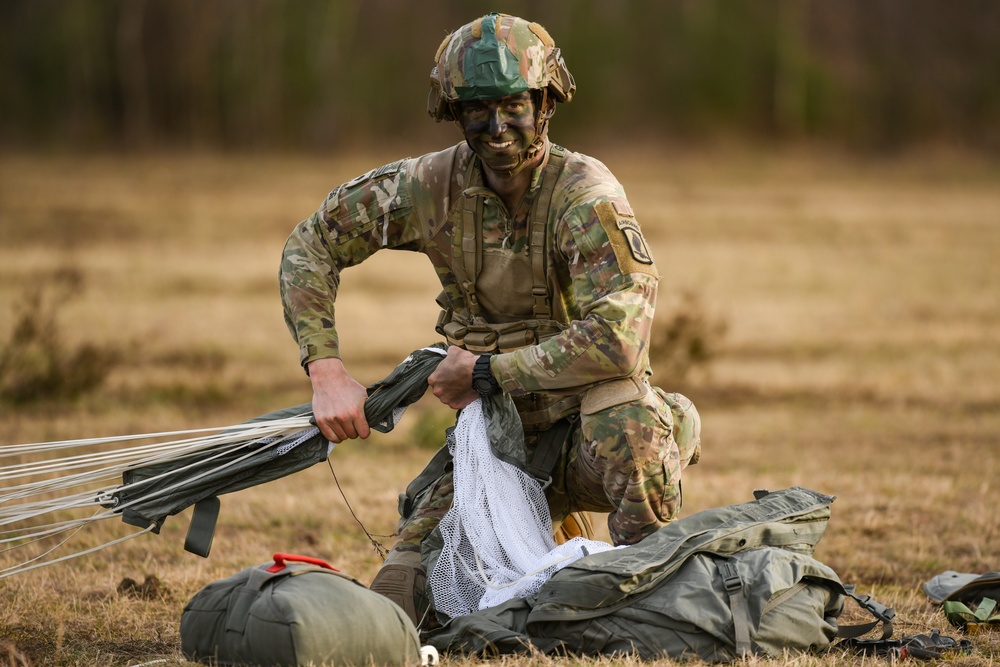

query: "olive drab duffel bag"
xmin=181 ymin=553 xmax=424 ymax=667
xmin=426 ymin=487 xmax=896 ymax=662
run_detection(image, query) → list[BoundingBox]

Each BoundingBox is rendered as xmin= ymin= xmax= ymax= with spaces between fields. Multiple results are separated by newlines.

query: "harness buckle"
xmin=723 ymin=573 xmax=742 ymax=594
xmin=847 ymin=588 xmax=897 ymax=626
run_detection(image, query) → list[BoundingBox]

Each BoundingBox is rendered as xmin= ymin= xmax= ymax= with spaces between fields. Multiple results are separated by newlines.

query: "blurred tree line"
xmin=1 ymin=0 xmax=998 ymax=153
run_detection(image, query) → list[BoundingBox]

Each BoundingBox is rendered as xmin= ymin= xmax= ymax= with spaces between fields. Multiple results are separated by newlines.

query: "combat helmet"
xmin=428 ymin=13 xmax=575 ymax=168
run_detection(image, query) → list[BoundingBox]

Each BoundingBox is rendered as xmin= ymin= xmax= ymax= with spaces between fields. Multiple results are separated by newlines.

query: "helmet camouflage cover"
xmin=428 ymin=12 xmax=575 ymax=122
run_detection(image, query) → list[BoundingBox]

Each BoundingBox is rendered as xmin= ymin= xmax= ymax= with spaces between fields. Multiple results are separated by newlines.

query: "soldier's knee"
xmin=657 ymin=389 xmax=702 ymax=466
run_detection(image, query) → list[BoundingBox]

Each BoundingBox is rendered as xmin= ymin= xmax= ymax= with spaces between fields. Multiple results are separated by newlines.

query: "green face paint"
xmin=458 ymin=91 xmax=538 ymax=174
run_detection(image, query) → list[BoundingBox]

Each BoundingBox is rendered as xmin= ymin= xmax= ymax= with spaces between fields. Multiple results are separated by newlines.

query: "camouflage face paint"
xmin=457 ymin=92 xmax=538 ymax=174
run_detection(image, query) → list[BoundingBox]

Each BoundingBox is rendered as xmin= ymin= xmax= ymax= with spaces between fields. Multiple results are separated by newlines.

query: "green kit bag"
xmin=181 ymin=553 xmax=422 ymax=666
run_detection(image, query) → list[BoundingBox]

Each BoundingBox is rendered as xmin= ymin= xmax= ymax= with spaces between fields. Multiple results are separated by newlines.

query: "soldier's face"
xmin=457 ymin=92 xmax=537 ymax=172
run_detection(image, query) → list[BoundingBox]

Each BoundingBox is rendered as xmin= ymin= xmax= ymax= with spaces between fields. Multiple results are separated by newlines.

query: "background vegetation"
xmin=1 ymin=0 xmax=999 ymax=153
xmin=0 ymin=1 xmax=998 ymax=665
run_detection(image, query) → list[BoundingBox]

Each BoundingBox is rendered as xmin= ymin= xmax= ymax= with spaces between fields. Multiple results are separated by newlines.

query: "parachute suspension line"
xmin=326 ymin=458 xmax=395 ymax=560
xmin=0 ymin=522 xmax=156 ymax=580
xmin=0 ymin=414 xmax=316 ymax=578
xmin=0 ymin=513 xmax=91 ymax=575
xmin=0 ymin=419 xmax=311 ymax=457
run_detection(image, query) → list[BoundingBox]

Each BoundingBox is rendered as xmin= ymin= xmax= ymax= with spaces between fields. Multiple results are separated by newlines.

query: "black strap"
xmin=184 ymin=496 xmax=220 ymax=557
xmin=840 ymin=630 xmax=973 ymax=659
xmin=525 ymin=416 xmax=575 ymax=483
xmin=838 ymin=584 xmax=896 ymax=640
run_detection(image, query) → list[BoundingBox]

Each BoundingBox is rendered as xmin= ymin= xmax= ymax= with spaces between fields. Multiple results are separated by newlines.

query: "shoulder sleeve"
xmin=279 ymin=157 xmax=425 ymax=368
xmin=492 ymin=155 xmax=660 ymax=392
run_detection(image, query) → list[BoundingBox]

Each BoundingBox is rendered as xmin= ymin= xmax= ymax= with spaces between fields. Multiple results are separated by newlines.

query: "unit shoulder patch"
xmin=594 ymin=201 xmax=658 ymax=278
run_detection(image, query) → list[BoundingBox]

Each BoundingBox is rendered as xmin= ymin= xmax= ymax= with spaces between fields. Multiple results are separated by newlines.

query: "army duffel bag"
xmin=181 ymin=553 xmax=422 ymax=666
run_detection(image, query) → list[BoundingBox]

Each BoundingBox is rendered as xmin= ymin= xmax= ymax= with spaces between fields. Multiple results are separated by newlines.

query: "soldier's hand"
xmin=307 ymin=357 xmax=371 ymax=443
xmin=427 ymin=346 xmax=479 ymax=409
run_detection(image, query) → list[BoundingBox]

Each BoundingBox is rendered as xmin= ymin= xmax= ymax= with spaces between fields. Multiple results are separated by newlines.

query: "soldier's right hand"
xmin=307 ymin=358 xmax=371 ymax=443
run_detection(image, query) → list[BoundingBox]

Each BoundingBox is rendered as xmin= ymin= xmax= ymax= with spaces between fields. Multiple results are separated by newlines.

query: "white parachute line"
xmin=471 ymin=545 xmax=574 ymax=592
xmin=0 ymin=416 xmax=320 ymax=580
xmin=0 ymin=437 xmax=230 ymax=480
xmin=0 ymin=522 xmax=78 ymax=553
xmin=0 ymin=416 xmax=315 ymax=479
xmin=0 ymin=414 xmax=314 ymax=457
xmin=0 ymin=488 xmax=115 ymax=523
xmin=0 ymin=439 xmax=256 ymax=531
xmin=0 ymin=486 xmax=127 ymax=528
xmin=0 ymin=427 xmax=278 ymax=496
xmin=0 ymin=471 xmax=121 ymax=504
xmin=0 ymin=515 xmax=116 ymax=543
xmin=0 ymin=522 xmax=156 ymax=580
xmin=0 ymin=519 xmax=89 ymax=574
xmin=84 ymin=428 xmax=320 ymax=522
xmin=0 ymin=429 xmax=313 ymax=531
xmin=0 ymin=422 xmax=319 ymax=516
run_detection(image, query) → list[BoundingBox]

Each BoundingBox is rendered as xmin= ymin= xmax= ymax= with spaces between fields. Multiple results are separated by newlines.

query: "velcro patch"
xmin=344 ymin=160 xmax=405 ymax=187
xmin=595 ymin=201 xmax=658 ymax=278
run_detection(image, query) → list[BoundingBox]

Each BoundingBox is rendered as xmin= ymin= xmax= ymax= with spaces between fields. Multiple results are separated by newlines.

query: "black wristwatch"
xmin=472 ymin=355 xmax=500 ymax=398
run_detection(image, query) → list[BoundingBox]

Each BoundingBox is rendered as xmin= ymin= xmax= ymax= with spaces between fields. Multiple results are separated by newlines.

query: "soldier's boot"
xmin=370 ymin=553 xmax=428 ymax=627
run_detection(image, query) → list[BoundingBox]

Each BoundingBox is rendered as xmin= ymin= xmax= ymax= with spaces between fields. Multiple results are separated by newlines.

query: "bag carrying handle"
xmin=266 ymin=553 xmax=339 ymax=573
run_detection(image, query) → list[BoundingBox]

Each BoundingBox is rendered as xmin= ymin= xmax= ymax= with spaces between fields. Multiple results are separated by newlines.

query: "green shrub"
xmin=0 ymin=267 xmax=119 ymax=404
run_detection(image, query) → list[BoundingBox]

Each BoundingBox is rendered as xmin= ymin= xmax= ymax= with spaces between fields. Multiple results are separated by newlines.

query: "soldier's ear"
xmin=542 ymin=97 xmax=556 ymax=119
xmin=534 ymin=90 xmax=556 ymax=120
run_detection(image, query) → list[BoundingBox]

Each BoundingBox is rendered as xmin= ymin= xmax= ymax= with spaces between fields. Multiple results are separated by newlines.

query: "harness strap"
xmin=517 ymin=394 xmax=581 ymax=427
xmin=719 ymin=559 xmax=753 ymax=657
xmin=528 ymin=144 xmax=567 ymax=320
xmin=460 ymin=164 xmax=485 ymax=316
xmin=455 ymin=144 xmax=568 ymax=323
xmin=525 ymin=415 xmax=576 ymax=482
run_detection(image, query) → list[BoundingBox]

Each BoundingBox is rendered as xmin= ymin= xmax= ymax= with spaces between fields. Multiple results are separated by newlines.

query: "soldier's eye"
xmin=463 ymin=104 xmax=487 ymax=119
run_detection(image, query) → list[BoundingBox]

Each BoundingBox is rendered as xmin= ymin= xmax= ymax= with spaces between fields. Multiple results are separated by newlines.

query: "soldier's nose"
xmin=488 ymin=109 xmax=505 ymax=136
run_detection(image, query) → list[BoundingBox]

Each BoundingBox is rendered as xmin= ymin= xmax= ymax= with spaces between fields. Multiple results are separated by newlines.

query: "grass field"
xmin=1 ymin=147 xmax=998 ymax=666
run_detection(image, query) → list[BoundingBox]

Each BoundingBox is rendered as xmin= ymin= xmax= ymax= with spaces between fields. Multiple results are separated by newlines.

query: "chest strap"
xmin=457 ymin=144 xmax=568 ymax=320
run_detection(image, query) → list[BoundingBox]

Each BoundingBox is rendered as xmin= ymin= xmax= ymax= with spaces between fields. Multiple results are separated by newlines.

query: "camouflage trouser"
xmin=382 ymin=387 xmax=701 ymax=568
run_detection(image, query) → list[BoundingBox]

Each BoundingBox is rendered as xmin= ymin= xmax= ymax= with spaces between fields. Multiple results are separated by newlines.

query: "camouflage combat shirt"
xmin=280 ymin=140 xmax=660 ymax=396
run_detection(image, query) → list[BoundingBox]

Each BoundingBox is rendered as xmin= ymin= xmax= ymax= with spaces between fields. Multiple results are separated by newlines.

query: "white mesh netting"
xmin=428 ymin=399 xmax=616 ymax=618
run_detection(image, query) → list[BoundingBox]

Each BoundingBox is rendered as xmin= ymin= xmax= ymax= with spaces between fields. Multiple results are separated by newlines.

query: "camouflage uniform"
xmin=280 ymin=140 xmax=700 ymax=547
xmin=280 ymin=12 xmax=701 ymax=623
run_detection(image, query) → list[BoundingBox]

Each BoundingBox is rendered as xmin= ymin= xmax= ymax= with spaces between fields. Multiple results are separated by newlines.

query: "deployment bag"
xmin=427 ymin=487 xmax=893 ymax=662
xmin=181 ymin=553 xmax=422 ymax=667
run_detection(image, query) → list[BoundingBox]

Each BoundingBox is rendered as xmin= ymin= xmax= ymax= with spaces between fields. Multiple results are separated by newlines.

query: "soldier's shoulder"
xmin=408 ymin=143 xmax=471 ymax=191
xmin=552 ymin=145 xmax=629 ymax=212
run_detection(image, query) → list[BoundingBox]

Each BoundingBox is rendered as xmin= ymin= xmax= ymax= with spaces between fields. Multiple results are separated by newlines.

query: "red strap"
xmin=265 ymin=553 xmax=339 ymax=573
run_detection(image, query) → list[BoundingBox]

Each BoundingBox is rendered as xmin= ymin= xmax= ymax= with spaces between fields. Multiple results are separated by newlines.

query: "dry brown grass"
xmin=1 ymin=147 xmax=998 ymax=665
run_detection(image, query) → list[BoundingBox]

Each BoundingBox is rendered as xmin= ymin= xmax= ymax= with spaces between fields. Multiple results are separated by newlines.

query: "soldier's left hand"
xmin=428 ymin=346 xmax=479 ymax=409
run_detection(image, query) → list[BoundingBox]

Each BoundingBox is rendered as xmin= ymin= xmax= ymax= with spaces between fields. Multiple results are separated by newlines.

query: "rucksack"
xmin=425 ymin=487 xmax=893 ymax=661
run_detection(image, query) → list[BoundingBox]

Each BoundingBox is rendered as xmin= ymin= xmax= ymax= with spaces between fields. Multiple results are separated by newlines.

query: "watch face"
xmin=473 ymin=355 xmax=496 ymax=396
